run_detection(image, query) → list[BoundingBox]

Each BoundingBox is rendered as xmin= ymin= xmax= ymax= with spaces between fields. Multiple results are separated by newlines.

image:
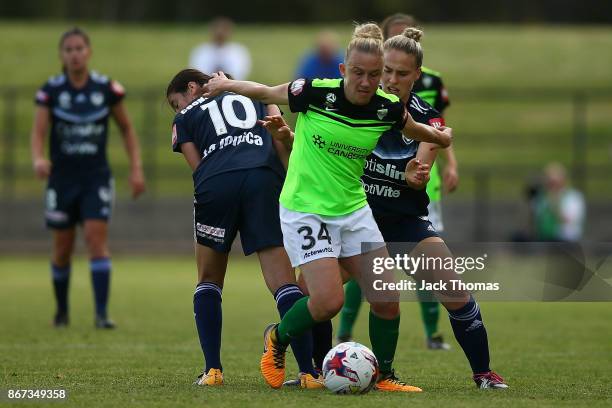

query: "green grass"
xmin=1 ymin=22 xmax=612 ymax=199
xmin=1 ymin=256 xmax=612 ymax=407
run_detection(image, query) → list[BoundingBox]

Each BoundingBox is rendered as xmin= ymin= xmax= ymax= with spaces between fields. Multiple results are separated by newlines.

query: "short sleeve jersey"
xmin=34 ymin=71 xmax=125 ymax=178
xmin=282 ymin=78 xmax=408 ymax=216
xmin=412 ymin=66 xmax=451 ymax=203
xmin=172 ymin=92 xmax=285 ymax=194
xmin=363 ymin=93 xmax=444 ymax=217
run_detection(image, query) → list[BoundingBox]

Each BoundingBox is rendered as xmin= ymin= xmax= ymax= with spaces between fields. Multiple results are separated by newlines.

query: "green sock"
xmin=337 ymin=279 xmax=363 ymax=339
xmin=417 ymin=290 xmax=440 ymax=338
xmin=369 ymin=310 xmax=400 ymax=375
xmin=277 ymin=296 xmax=315 ymax=345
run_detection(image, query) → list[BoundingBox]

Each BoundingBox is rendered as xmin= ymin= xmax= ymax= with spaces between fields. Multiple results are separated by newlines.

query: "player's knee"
xmin=310 ymin=293 xmax=344 ymax=321
xmin=84 ymin=232 xmax=108 ymax=258
xmin=370 ymin=301 xmax=400 ymax=319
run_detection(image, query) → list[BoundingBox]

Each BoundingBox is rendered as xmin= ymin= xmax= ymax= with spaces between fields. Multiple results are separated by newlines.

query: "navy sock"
xmin=51 ymin=263 xmax=71 ymax=315
xmin=194 ymin=282 xmax=223 ymax=372
xmin=274 ymin=284 xmax=316 ymax=376
xmin=311 ymin=320 xmax=332 ymax=370
xmin=448 ymin=295 xmax=491 ymax=374
xmin=90 ymin=258 xmax=111 ymax=318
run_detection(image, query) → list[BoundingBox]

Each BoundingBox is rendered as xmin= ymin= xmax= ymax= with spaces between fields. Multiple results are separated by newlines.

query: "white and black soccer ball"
xmin=322 ymin=342 xmax=379 ymax=394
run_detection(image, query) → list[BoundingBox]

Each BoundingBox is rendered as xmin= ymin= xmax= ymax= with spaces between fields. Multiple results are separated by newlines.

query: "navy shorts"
xmin=374 ymin=213 xmax=440 ymax=244
xmin=193 ymin=167 xmax=284 ymax=255
xmin=45 ymin=174 xmax=114 ymax=229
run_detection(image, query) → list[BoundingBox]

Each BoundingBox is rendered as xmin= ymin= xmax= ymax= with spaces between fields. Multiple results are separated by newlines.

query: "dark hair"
xmin=165 ymin=69 xmax=212 ymax=101
xmin=59 ymin=27 xmax=90 ymax=49
xmin=380 ymin=13 xmax=419 ymax=40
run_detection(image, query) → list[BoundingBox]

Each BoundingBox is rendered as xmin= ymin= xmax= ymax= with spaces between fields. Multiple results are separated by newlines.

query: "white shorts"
xmin=280 ymin=204 xmax=385 ymax=267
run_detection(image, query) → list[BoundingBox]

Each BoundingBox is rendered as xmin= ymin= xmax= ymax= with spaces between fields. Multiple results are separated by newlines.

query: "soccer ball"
xmin=322 ymin=342 xmax=379 ymax=394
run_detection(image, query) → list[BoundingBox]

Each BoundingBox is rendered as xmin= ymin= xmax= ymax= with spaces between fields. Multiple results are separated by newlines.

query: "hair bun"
xmin=402 ymin=27 xmax=423 ymax=42
xmin=352 ymin=23 xmax=384 ymax=42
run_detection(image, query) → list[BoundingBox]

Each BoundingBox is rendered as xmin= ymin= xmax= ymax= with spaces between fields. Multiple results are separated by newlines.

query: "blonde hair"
xmin=383 ymin=27 xmax=424 ymax=68
xmin=345 ymin=23 xmax=384 ymax=62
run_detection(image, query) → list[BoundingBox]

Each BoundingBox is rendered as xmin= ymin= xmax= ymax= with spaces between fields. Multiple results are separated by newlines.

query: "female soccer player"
xmin=266 ymin=27 xmax=507 ymax=390
xmin=203 ymin=23 xmax=451 ymax=391
xmin=339 ymin=12 xmax=460 ymax=351
xmin=166 ymin=69 xmax=320 ymax=388
xmin=31 ymin=27 xmax=146 ymax=329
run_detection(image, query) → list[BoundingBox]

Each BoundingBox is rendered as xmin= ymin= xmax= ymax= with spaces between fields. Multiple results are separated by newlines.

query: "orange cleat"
xmin=260 ymin=323 xmax=287 ymax=389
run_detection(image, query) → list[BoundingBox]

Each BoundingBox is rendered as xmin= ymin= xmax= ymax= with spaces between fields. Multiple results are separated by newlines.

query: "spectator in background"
xmin=295 ymin=30 xmax=343 ymax=79
xmin=534 ymin=163 xmax=586 ymax=242
xmin=189 ymin=17 xmax=251 ymax=80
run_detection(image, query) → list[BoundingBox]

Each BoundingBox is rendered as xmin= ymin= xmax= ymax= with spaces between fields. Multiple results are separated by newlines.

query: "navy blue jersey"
xmin=171 ymin=92 xmax=285 ymax=194
xmin=35 ymin=71 xmax=124 ymax=178
xmin=362 ymin=93 xmax=444 ymax=217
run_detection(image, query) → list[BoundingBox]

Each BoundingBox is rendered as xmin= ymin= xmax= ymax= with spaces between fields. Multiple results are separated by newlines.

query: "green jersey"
xmin=413 ymin=66 xmax=450 ymax=204
xmin=281 ymin=78 xmax=408 ymax=216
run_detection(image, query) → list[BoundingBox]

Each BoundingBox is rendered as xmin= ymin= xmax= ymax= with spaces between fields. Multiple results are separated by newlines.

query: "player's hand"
xmin=258 ymin=115 xmax=292 ymax=142
xmin=33 ymin=158 xmax=51 ymax=179
xmin=436 ymin=126 xmax=452 ymax=148
xmin=405 ymin=158 xmax=430 ymax=190
xmin=129 ymin=167 xmax=146 ymax=199
xmin=443 ymin=164 xmax=459 ymax=193
xmin=203 ymin=71 xmax=230 ymax=98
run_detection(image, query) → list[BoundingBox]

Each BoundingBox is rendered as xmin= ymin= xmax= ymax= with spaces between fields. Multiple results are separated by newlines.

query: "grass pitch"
xmin=1 ymin=255 xmax=611 ymax=407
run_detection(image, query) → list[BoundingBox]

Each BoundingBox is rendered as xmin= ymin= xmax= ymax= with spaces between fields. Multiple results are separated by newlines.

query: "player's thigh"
xmin=300 ymin=257 xmax=345 ymax=317
xmin=238 ymin=167 xmax=285 ymax=256
xmin=195 ymin=243 xmax=229 ymax=287
xmin=257 ymin=246 xmax=296 ymax=294
xmin=44 ymin=178 xmax=80 ymax=229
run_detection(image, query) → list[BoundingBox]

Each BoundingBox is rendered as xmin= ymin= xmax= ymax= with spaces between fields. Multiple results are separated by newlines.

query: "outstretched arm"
xmin=402 ymin=111 xmax=452 ymax=147
xmin=262 ymin=106 xmax=293 ymax=170
xmin=203 ymin=72 xmax=289 ymax=105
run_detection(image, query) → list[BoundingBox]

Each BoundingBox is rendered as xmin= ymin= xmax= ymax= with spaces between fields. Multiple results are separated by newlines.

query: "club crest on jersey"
xmin=376 ymin=107 xmax=388 ymax=120
xmin=90 ymin=92 xmax=104 ymax=106
xmin=59 ymin=91 xmax=71 ymax=109
xmin=290 ymin=78 xmax=306 ymax=96
xmin=422 ymin=75 xmax=433 ymax=88
xmin=75 ymin=93 xmax=87 ymax=104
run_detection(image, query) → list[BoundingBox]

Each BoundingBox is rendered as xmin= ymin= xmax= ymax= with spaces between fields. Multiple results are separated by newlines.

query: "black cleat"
xmin=53 ymin=312 xmax=69 ymax=328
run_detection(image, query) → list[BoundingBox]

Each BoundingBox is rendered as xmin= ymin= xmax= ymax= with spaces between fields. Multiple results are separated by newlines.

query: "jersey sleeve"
xmin=287 ymin=78 xmax=313 ymax=113
xmin=107 ymin=79 xmax=126 ymax=106
xmin=423 ymin=104 xmax=445 ymax=129
xmin=34 ymin=82 xmax=52 ymax=107
xmin=171 ymin=115 xmax=192 ymax=153
xmin=390 ymin=101 xmax=409 ymax=131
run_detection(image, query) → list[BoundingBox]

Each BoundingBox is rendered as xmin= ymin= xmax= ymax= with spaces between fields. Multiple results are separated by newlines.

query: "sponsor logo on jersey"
xmin=90 ymin=92 xmax=104 ymax=106
xmin=59 ymin=91 xmax=71 ymax=109
xmin=428 ymin=117 xmax=445 ymax=129
xmin=312 ymin=134 xmax=326 ymax=148
xmin=376 ymin=107 xmax=388 ymax=120
xmin=290 ymin=78 xmax=306 ymax=96
xmin=361 ymin=179 xmax=401 ymax=198
xmin=364 ymin=158 xmax=406 ymax=182
xmin=110 ymin=80 xmax=125 ymax=96
xmin=36 ymin=90 xmax=49 ymax=104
